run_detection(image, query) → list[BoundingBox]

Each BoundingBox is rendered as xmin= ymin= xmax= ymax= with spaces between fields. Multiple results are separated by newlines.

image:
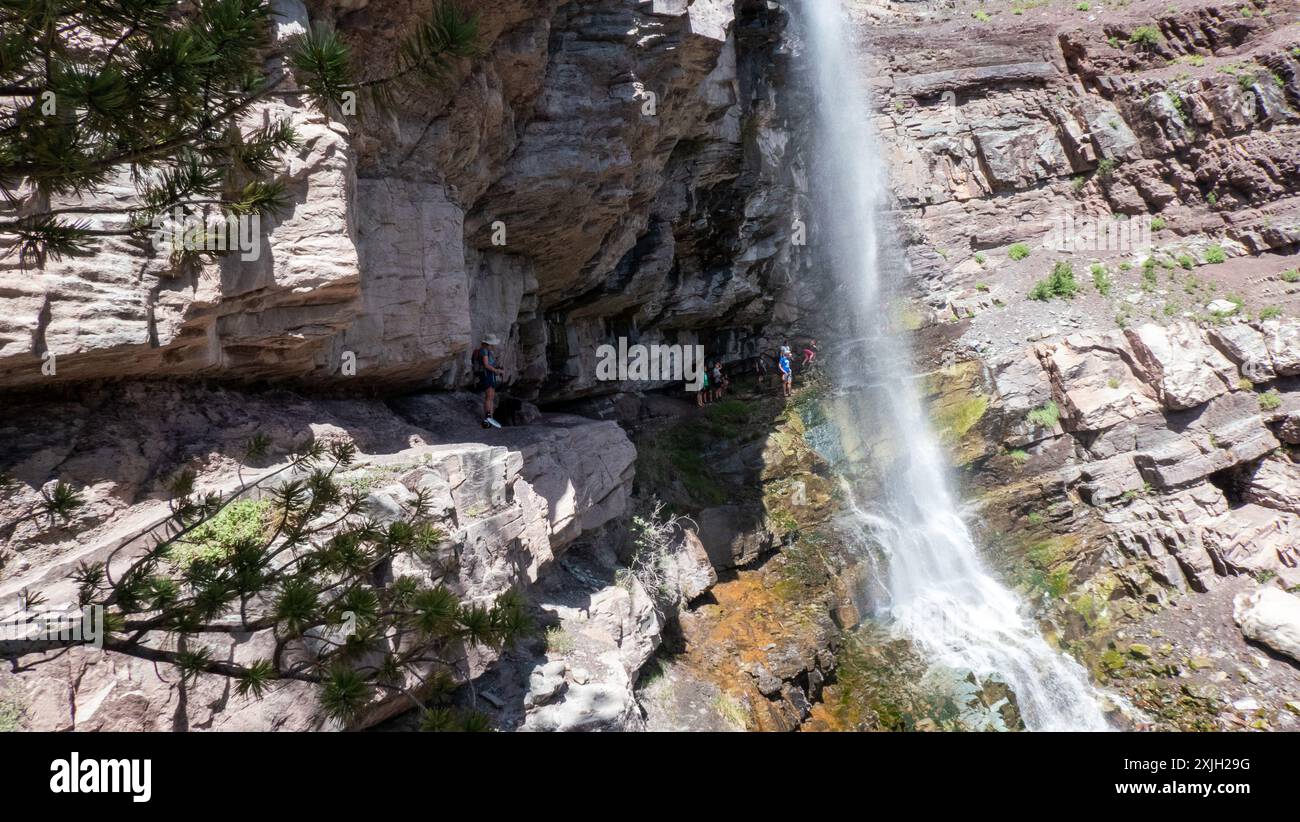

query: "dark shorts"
xmin=478 ymin=372 xmax=497 ymax=391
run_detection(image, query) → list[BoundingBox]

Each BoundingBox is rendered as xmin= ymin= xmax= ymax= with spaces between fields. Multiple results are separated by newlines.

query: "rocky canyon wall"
xmin=0 ymin=0 xmax=821 ymax=732
xmin=0 ymin=0 xmax=813 ymax=401
xmin=851 ymin=0 xmax=1300 ymax=729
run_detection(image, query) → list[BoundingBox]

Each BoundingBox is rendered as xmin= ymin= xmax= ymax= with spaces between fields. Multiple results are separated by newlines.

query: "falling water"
xmin=798 ymin=0 xmax=1110 ymax=731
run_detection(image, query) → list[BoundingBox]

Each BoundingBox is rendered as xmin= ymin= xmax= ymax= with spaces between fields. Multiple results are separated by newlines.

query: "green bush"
xmin=1280 ymin=269 xmax=1299 ymax=283
xmin=1141 ymin=260 xmax=1158 ymax=291
xmin=1128 ymin=25 xmax=1164 ymax=48
xmin=1150 ymin=216 xmax=1166 ymax=231
xmin=1204 ymin=244 xmax=1226 ymax=264
xmin=1091 ymin=264 xmax=1113 ymax=296
xmin=1029 ymin=261 xmax=1080 ymax=301
xmin=1259 ymin=306 xmax=1282 ymax=320
xmin=1027 ymin=401 xmax=1061 ymax=429
xmin=170 ymin=498 xmax=270 ymax=568
xmin=1259 ymin=390 xmax=1282 ymax=412
xmin=1008 ymin=243 xmax=1031 ymax=261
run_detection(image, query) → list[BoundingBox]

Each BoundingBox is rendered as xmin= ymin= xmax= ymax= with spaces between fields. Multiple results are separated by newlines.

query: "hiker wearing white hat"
xmin=475 ymin=334 xmax=506 ymax=428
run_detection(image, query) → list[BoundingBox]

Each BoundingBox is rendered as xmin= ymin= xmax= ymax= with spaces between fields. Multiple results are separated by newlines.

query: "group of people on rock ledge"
xmin=471 ymin=333 xmax=820 ymax=428
xmin=698 ymin=338 xmax=818 ymax=406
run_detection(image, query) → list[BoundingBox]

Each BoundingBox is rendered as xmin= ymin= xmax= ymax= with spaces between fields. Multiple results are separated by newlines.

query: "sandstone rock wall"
xmin=853 ymin=0 xmax=1300 ymax=728
xmin=851 ymin=1 xmax=1300 ymax=591
xmin=0 ymin=385 xmax=636 ymax=729
xmin=0 ymin=0 xmax=812 ymax=401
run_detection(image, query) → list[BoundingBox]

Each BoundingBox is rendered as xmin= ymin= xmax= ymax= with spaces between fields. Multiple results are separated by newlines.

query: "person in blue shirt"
xmin=475 ymin=334 xmax=505 ymax=428
xmin=778 ymin=346 xmax=792 ymax=398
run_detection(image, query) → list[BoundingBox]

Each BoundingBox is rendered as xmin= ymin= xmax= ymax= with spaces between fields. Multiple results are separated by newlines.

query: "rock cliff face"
xmin=856 ymin=0 xmax=1300 ymax=729
xmin=5 ymin=0 xmax=1300 ymax=733
xmin=0 ymin=0 xmax=809 ymax=400
xmin=0 ymin=0 xmax=814 ymax=732
xmin=0 ymin=387 xmax=636 ymax=729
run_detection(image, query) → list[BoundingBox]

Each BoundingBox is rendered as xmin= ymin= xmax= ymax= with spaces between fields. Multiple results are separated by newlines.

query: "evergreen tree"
xmin=12 ymin=438 xmax=528 ymax=730
xmin=0 ymin=0 xmax=479 ymax=265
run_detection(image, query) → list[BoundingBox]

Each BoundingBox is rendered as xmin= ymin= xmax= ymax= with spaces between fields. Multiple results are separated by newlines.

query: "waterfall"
xmin=797 ymin=0 xmax=1111 ymax=731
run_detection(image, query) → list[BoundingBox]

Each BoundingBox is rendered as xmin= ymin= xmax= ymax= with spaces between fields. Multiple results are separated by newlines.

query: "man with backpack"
xmin=475 ymin=334 xmax=506 ymax=428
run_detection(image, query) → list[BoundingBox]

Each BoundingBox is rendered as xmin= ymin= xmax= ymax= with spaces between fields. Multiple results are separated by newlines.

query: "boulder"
xmin=1209 ymin=323 xmax=1276 ymax=382
xmin=1125 ymin=322 xmax=1236 ymax=410
xmin=1233 ymin=588 xmax=1300 ymax=663
xmin=666 ymin=530 xmax=718 ymax=602
xmin=1037 ymin=333 xmax=1160 ymax=432
xmin=525 ymin=661 xmax=568 ymax=708
xmin=1262 ymin=319 xmax=1300 ymax=376
xmin=522 ymin=681 xmax=637 ymax=732
xmin=696 ymin=504 xmax=774 ymax=568
xmin=587 ymin=576 xmax=662 ymax=675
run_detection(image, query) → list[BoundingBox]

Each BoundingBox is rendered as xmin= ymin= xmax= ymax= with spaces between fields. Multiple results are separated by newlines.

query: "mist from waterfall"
xmin=797 ymin=0 xmax=1110 ymax=731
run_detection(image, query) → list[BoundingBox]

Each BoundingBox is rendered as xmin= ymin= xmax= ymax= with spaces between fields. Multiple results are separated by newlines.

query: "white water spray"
xmin=798 ymin=0 xmax=1110 ymax=731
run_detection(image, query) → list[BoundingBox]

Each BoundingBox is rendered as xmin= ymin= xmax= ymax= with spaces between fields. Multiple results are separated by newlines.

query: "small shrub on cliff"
xmin=1280 ymin=269 xmax=1299 ymax=283
xmin=1029 ymin=261 xmax=1080 ymax=301
xmin=1008 ymin=243 xmax=1032 ymax=262
xmin=1259 ymin=306 xmax=1282 ymax=320
xmin=1128 ymin=25 xmax=1164 ymax=50
xmin=4 ymin=480 xmax=86 ymax=535
xmin=972 ymin=10 xmax=992 ymax=22
xmin=625 ymin=500 xmax=698 ymax=611
xmin=169 ymin=498 xmax=271 ymax=568
xmin=1150 ymin=216 xmax=1167 ymax=232
xmin=1204 ymin=244 xmax=1227 ymax=264
xmin=0 ymin=692 xmax=25 ymax=732
xmin=19 ymin=438 xmax=527 ymax=730
xmin=1091 ymin=264 xmax=1113 ymax=296
xmin=1141 ymin=259 xmax=1159 ymax=291
xmin=1259 ymin=390 xmax=1282 ymax=411
xmin=544 ymin=626 xmax=575 ymax=655
xmin=1027 ymin=401 xmax=1061 ymax=429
